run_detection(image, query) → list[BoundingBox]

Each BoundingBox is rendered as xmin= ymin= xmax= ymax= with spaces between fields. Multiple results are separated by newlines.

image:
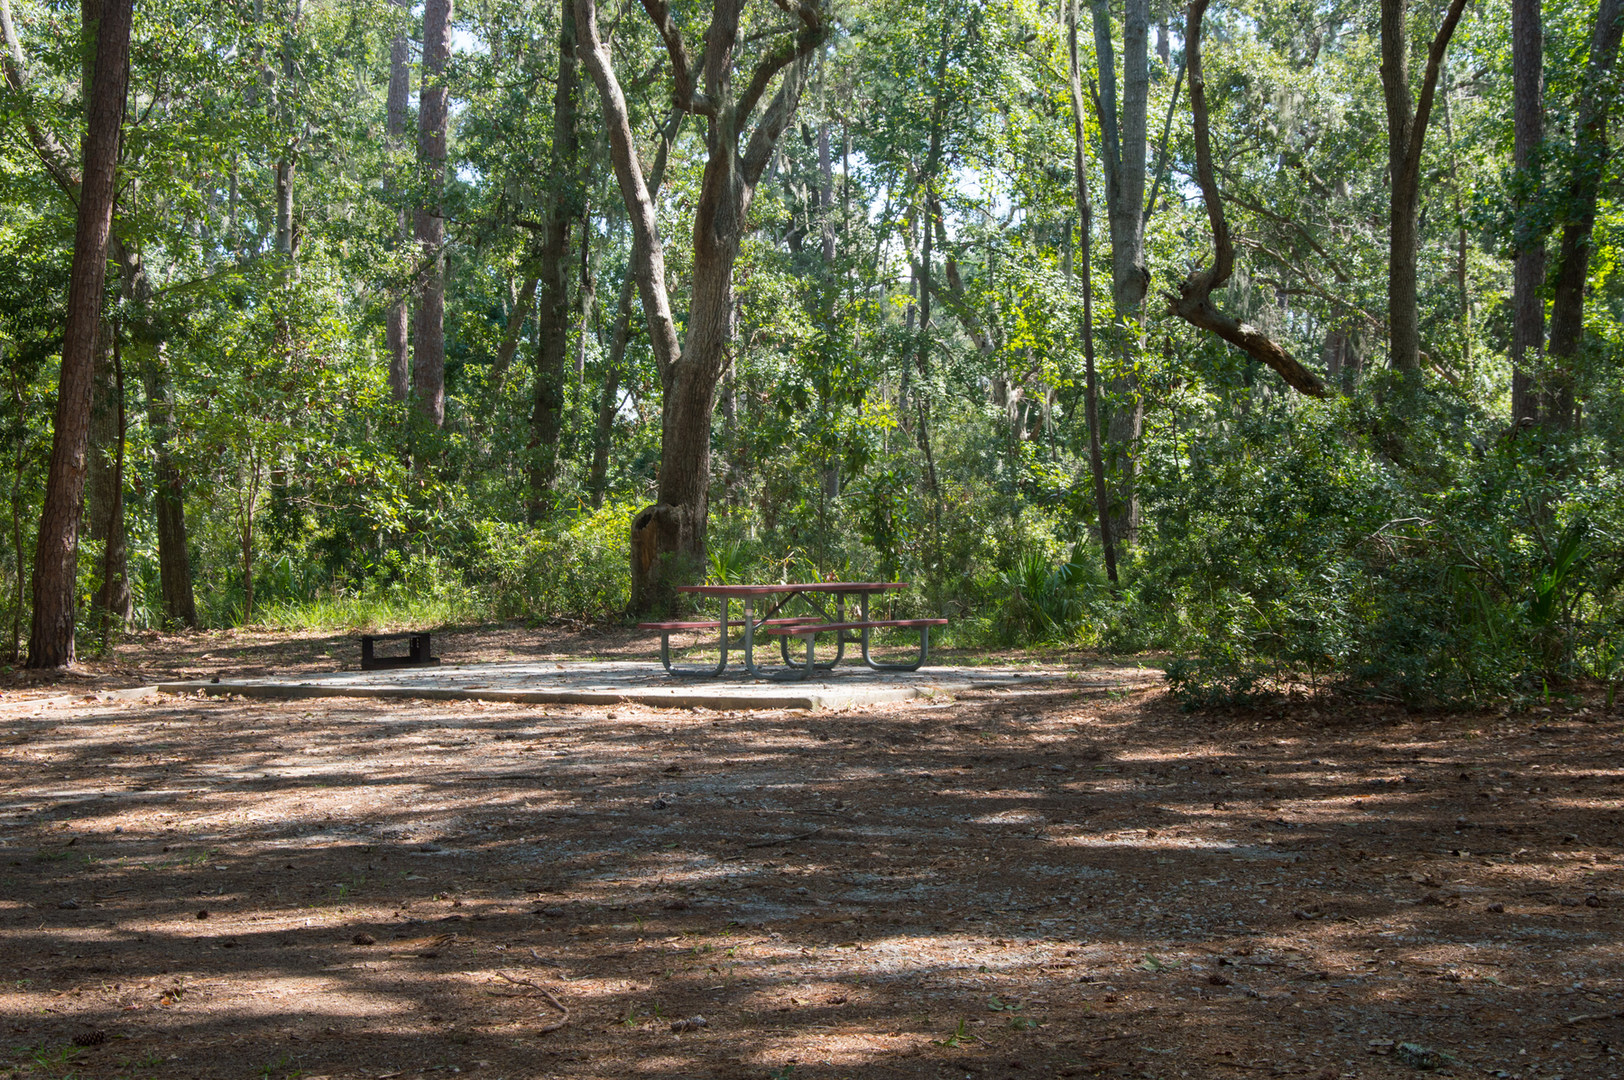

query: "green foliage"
xmin=470 ymin=503 xmax=635 ymax=622
xmin=2 ymin=0 xmax=1622 ymax=711
xmin=1152 ymin=391 xmax=1623 ymax=705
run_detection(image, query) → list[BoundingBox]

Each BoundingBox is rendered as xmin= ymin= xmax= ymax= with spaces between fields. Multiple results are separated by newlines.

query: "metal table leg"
xmin=775 ymin=590 xmax=844 ymax=670
xmin=741 ymin=597 xmax=763 ymax=676
xmin=657 ymin=594 xmax=730 ymax=677
xmin=859 ymin=592 xmax=932 ymax=672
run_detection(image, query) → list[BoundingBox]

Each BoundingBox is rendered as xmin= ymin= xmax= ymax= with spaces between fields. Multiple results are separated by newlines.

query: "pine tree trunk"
xmin=27 ymin=0 xmax=132 ymax=668
xmin=412 ymin=0 xmax=452 ymax=428
xmin=384 ymin=0 xmax=411 ymax=402
xmin=1511 ymin=0 xmax=1545 ymax=425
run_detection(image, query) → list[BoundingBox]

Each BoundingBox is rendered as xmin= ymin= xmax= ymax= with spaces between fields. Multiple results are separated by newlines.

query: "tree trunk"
xmin=1439 ymin=63 xmax=1472 ymax=370
xmin=575 ymin=0 xmax=825 ymax=613
xmin=1090 ymin=0 xmax=1150 ymax=548
xmin=1511 ymin=0 xmax=1544 ymax=424
xmin=92 ymin=329 xmax=130 ymax=646
xmin=1070 ymin=0 xmax=1116 ymax=583
xmin=491 ymin=275 xmax=537 ymax=394
xmin=588 ymin=111 xmax=684 ymax=508
xmin=1378 ymin=0 xmax=1468 ymax=373
xmin=117 ymin=240 xmax=197 ymax=629
xmin=1169 ymin=0 xmax=1328 ymax=400
xmin=575 ymin=205 xmax=595 ymax=384
xmin=27 ymin=0 xmax=132 ymax=668
xmin=384 ymin=0 xmax=411 ymax=402
xmin=273 ymin=5 xmax=297 ymax=261
xmin=528 ymin=3 xmax=580 ymax=517
xmin=87 ymin=323 xmax=131 ymax=636
xmin=1546 ymin=0 xmax=1624 ymax=430
xmin=412 ymin=0 xmax=452 ymax=428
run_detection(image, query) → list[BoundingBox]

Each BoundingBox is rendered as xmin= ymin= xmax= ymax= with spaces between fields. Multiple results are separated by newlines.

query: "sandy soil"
xmin=1 ymin=628 xmax=1621 ymax=1080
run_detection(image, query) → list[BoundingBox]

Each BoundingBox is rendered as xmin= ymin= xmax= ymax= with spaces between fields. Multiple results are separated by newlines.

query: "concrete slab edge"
xmin=7 ymin=685 xmax=163 ymax=711
xmin=153 ymin=680 xmax=940 ymax=712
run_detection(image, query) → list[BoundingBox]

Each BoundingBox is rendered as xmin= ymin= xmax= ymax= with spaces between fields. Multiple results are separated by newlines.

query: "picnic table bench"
xmin=763 ymin=617 xmax=949 ymax=676
xmin=639 ymin=582 xmax=946 ymax=679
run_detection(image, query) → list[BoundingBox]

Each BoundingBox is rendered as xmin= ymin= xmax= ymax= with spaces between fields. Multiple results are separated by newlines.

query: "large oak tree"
xmin=575 ymin=0 xmax=827 ymax=611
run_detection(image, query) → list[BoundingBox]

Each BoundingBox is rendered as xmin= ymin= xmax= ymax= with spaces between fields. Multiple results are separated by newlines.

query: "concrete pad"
xmin=153 ymin=660 xmax=1065 ymax=711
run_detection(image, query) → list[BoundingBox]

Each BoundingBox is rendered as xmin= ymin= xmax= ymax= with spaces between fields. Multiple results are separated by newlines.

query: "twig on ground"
xmin=493 ymin=970 xmax=570 ymax=1034
xmin=742 ymin=826 xmax=825 ymax=849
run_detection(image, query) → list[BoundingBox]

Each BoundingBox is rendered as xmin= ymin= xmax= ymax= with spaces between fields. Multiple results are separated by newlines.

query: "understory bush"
xmin=1147 ymin=393 xmax=1623 ymax=706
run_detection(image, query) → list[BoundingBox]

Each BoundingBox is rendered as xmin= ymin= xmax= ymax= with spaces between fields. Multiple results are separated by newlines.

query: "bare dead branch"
xmin=494 ymin=971 xmax=570 ymax=1034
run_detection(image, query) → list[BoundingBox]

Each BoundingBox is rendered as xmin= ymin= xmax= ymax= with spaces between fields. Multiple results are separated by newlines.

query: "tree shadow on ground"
xmin=1 ymin=671 xmax=1620 ymax=1079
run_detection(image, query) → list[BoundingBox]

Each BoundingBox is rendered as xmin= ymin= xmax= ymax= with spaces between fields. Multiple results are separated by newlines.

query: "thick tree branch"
xmin=1088 ymin=0 xmax=1124 ymax=214
xmin=0 ymin=0 xmax=80 ymax=197
xmin=1405 ymin=0 xmax=1471 ymax=185
xmin=700 ymin=0 xmax=744 ymax=107
xmin=740 ymin=49 xmax=816 ymax=188
xmin=576 ymin=0 xmax=682 ymax=384
xmin=639 ymin=0 xmax=714 ymax=115
xmin=1142 ymin=57 xmax=1184 ymax=220
xmin=735 ymin=12 xmax=823 ymax=130
xmin=1167 ymin=0 xmax=1328 ymax=399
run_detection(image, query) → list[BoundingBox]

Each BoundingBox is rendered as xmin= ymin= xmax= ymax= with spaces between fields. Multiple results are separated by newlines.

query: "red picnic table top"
xmin=675 ymin=581 xmax=909 ymax=598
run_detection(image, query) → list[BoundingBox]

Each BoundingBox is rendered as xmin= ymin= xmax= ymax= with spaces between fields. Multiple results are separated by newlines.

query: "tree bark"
xmin=412 ymin=0 xmax=452 ymax=428
xmin=1511 ymin=0 xmax=1544 ymax=424
xmin=91 ymin=327 xmax=130 ymax=645
xmin=1070 ymin=0 xmax=1117 ymax=583
xmin=1545 ymin=0 xmax=1624 ymax=430
xmin=27 ymin=0 xmax=132 ymax=668
xmin=1169 ymin=0 xmax=1328 ymax=399
xmin=272 ymin=3 xmax=299 ymax=261
xmin=1440 ymin=62 xmax=1472 ymax=370
xmin=574 ymin=206 xmax=595 ymax=384
xmin=491 ymin=275 xmax=537 ymax=394
xmin=143 ymin=358 xmax=198 ymax=629
xmin=588 ymin=110 xmax=684 ymax=507
xmin=529 ymin=3 xmax=580 ymax=518
xmin=384 ymin=0 xmax=412 ymax=402
xmin=1378 ymin=0 xmax=1469 ymax=372
xmin=576 ymin=0 xmax=825 ymax=612
xmin=87 ymin=323 xmax=131 ymax=635
xmin=1089 ymin=0 xmax=1150 ymax=547
xmin=116 ymin=240 xmax=197 ymax=629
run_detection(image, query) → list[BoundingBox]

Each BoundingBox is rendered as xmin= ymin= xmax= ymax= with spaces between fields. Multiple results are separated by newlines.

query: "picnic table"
xmin=639 ymin=582 xmax=946 ymax=678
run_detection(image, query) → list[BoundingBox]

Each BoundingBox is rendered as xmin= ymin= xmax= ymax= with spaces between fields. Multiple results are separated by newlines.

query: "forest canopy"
xmin=2 ymin=0 xmax=1621 ymax=703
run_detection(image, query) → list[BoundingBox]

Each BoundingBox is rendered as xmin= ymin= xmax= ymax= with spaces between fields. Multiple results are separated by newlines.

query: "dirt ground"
xmin=1 ymin=628 xmax=1621 ymax=1080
